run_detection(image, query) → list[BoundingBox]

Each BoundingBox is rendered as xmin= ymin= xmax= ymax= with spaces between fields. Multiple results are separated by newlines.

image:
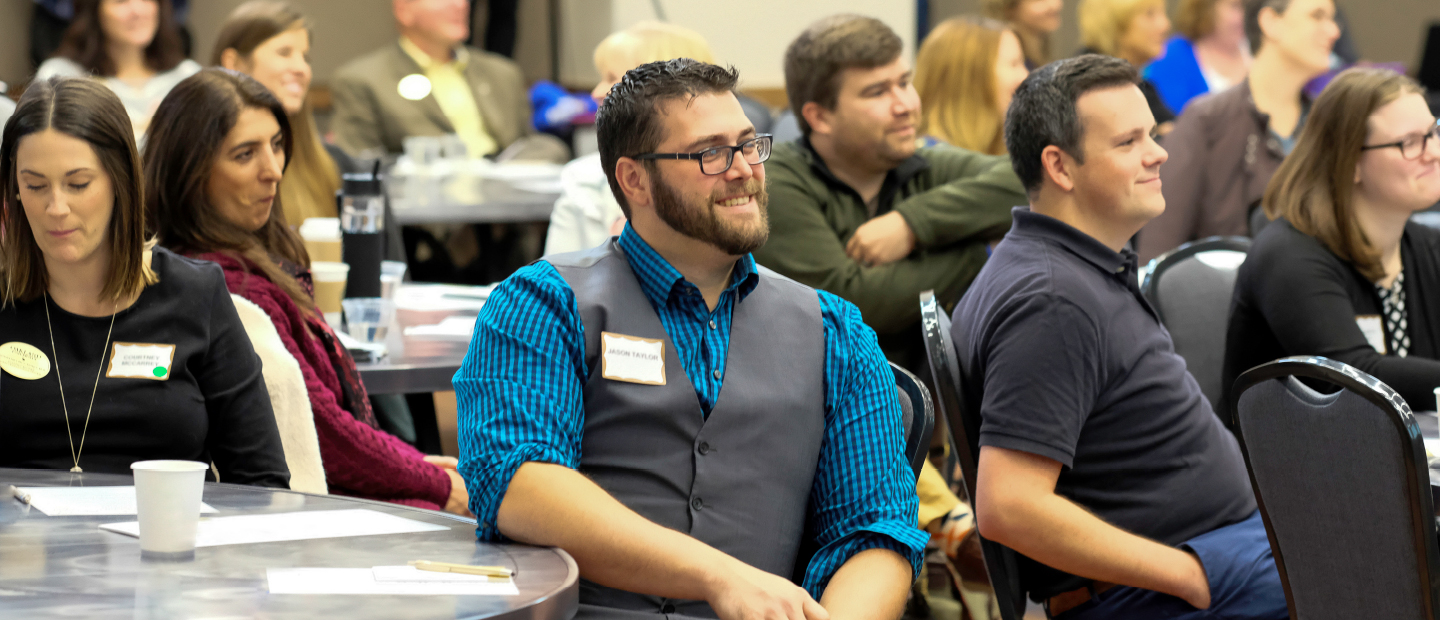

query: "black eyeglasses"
xmin=1361 ymin=120 xmax=1440 ymax=160
xmin=634 ymin=134 xmax=772 ymax=175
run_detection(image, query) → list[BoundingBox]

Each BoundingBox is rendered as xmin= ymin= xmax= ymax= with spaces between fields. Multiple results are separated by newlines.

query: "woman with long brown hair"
xmin=145 ymin=68 xmax=471 ymax=514
xmin=212 ymin=0 xmax=353 ymax=226
xmin=914 ymin=16 xmax=1029 ymax=155
xmin=0 ymin=76 xmax=287 ymax=485
xmin=36 ymin=0 xmax=200 ymax=136
xmin=1224 ymin=68 xmax=1440 ymax=414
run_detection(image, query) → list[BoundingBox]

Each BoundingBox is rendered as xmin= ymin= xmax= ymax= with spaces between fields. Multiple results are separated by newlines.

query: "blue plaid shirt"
xmin=454 ymin=225 xmax=925 ymax=596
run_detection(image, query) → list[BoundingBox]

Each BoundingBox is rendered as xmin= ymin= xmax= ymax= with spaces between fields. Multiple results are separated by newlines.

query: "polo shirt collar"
xmin=616 ymin=224 xmax=760 ymax=309
xmin=1009 ymin=207 xmax=1137 ymax=277
xmin=399 ymin=36 xmax=468 ymax=71
xmin=799 ymin=137 xmax=928 ymax=215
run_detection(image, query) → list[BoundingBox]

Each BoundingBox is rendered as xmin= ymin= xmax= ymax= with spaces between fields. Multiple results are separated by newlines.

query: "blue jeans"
xmin=1056 ymin=511 xmax=1288 ymax=620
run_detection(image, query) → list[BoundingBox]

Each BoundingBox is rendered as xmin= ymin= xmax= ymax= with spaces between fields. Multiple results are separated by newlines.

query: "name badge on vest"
xmin=1355 ymin=315 xmax=1386 ymax=354
xmin=106 ymin=342 xmax=177 ymax=381
xmin=601 ymin=332 xmax=665 ymax=386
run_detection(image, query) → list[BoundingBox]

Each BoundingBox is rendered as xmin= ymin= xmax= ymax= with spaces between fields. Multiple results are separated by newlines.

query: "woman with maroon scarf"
xmin=143 ymin=68 xmax=470 ymax=515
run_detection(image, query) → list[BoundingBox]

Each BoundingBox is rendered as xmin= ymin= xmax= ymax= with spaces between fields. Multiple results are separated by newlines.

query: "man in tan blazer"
xmin=331 ymin=0 xmax=561 ymax=161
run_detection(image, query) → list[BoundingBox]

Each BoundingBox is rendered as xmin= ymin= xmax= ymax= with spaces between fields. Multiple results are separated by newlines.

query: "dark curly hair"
xmin=596 ymin=58 xmax=739 ymax=217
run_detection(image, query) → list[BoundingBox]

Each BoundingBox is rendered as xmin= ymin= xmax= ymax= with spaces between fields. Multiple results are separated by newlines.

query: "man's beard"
xmin=651 ymin=175 xmax=770 ymax=256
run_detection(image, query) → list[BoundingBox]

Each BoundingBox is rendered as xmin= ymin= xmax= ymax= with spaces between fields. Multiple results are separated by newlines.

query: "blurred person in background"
xmin=36 ymin=0 xmax=200 ymax=137
xmin=1138 ymin=0 xmax=1339 ymax=262
xmin=1078 ymin=0 xmax=1177 ymax=130
xmin=981 ymin=0 xmax=1064 ymax=69
xmin=543 ymin=21 xmax=715 ymax=256
xmin=1144 ymin=0 xmax=1252 ymax=115
xmin=914 ymin=16 xmax=1029 ymax=155
xmin=330 ymin=0 xmax=562 ymax=162
xmin=213 ymin=0 xmax=358 ymax=226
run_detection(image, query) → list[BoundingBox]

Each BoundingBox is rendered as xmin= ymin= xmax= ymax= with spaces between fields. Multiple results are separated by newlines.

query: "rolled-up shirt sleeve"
xmin=454 ymin=261 xmax=586 ymax=540
xmin=801 ymin=291 xmax=928 ymax=597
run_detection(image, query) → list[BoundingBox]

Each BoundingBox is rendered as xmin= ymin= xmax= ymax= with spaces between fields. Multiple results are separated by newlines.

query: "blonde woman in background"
xmin=213 ymin=0 xmax=354 ymax=226
xmin=542 ymin=21 xmax=715 ymax=256
xmin=915 ymin=17 xmax=1029 ymax=155
xmin=981 ymin=0 xmax=1064 ymax=69
xmin=1079 ymin=0 xmax=1177 ymax=129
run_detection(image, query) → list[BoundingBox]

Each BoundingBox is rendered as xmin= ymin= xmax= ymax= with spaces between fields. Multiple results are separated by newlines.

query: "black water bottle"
xmin=340 ymin=162 xmax=385 ymax=298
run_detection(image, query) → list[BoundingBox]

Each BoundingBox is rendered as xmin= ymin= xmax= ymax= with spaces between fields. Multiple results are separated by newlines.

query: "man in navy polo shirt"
xmin=952 ymin=55 xmax=1287 ymax=619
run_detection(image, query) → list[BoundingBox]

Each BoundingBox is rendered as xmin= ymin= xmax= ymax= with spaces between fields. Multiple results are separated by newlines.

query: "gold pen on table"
xmin=9 ymin=485 xmax=31 ymax=505
xmin=409 ymin=560 xmax=513 ymax=578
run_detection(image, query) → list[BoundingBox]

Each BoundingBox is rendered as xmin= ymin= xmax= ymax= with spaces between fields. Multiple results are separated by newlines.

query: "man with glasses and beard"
xmin=453 ymin=59 xmax=925 ymax=619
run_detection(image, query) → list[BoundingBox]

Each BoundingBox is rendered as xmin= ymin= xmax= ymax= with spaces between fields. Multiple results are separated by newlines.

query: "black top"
xmin=953 ymin=208 xmax=1255 ymax=597
xmin=0 ymin=248 xmax=290 ymax=487
xmin=1224 ymin=218 xmax=1440 ymax=413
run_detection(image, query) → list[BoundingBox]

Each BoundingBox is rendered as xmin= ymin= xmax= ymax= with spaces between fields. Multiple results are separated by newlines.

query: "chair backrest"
xmin=891 ymin=362 xmax=934 ymax=479
xmin=770 ymin=109 xmax=802 ymax=144
xmin=918 ymin=291 xmax=1026 ymax=620
xmin=1232 ymin=356 xmax=1440 ymax=620
xmin=1141 ymin=236 xmax=1250 ymax=409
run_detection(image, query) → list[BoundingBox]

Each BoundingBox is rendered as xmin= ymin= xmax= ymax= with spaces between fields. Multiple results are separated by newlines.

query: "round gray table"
xmin=0 ymin=468 xmax=577 ymax=619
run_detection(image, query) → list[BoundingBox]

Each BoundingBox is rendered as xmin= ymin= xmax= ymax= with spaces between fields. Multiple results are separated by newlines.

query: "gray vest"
xmin=548 ymin=240 xmax=826 ymax=619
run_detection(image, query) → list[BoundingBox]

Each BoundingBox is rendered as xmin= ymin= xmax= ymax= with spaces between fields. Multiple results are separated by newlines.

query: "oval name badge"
xmin=0 ymin=341 xmax=51 ymax=380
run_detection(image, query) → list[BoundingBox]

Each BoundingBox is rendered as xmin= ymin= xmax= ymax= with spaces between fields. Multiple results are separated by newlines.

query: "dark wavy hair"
xmin=53 ymin=0 xmax=186 ymax=76
xmin=1 ymin=77 xmax=157 ymax=305
xmin=143 ymin=68 xmax=313 ymax=314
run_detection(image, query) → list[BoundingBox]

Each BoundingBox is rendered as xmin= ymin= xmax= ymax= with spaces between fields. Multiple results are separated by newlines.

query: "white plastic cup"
xmin=380 ymin=260 xmax=407 ymax=300
xmin=1433 ymin=386 xmax=1439 ymax=413
xmin=131 ymin=460 xmax=209 ymax=561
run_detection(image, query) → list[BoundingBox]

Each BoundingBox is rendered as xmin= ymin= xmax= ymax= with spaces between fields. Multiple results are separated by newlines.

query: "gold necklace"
xmin=43 ymin=292 xmax=117 ymax=474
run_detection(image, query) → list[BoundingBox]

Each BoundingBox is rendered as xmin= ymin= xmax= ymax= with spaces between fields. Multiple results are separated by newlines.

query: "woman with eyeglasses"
xmin=1222 ymin=68 xmax=1440 ymax=416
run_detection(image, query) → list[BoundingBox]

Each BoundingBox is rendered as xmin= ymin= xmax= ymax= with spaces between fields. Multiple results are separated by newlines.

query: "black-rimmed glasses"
xmin=1361 ymin=120 xmax=1440 ymax=160
xmin=634 ymin=134 xmax=772 ymax=175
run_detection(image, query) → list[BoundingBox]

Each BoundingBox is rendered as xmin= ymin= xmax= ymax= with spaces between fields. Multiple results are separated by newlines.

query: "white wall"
xmin=559 ymin=0 xmax=918 ymax=90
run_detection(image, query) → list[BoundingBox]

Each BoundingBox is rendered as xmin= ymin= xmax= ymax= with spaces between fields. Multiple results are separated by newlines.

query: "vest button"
xmin=698 ymin=442 xmax=711 ymax=455
xmin=708 ymin=319 xmax=717 ymax=330
xmin=690 ymin=496 xmax=703 ymax=510
xmin=712 ymin=369 xmax=722 ymax=380
xmin=661 ymin=603 xmax=676 ymax=613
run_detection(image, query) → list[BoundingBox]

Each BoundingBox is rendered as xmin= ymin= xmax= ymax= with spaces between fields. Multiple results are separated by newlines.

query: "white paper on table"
xmin=99 ymin=508 xmax=447 ymax=547
xmin=18 ymin=486 xmax=217 ymax=516
xmin=371 ymin=565 xmax=510 ymax=583
xmin=1425 ymin=438 xmax=1440 ymax=458
xmin=403 ymin=315 xmax=478 ymax=339
xmin=267 ymin=568 xmax=519 ymax=596
xmin=393 ymin=284 xmax=493 ymax=312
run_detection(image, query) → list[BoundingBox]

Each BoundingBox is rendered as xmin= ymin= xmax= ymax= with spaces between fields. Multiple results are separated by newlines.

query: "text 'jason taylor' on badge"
xmin=601 ymin=332 xmax=666 ymax=386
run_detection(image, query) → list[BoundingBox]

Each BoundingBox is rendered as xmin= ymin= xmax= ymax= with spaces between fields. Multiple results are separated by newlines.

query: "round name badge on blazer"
xmin=0 ymin=342 xmax=51 ymax=380
xmin=398 ymin=74 xmax=432 ymax=101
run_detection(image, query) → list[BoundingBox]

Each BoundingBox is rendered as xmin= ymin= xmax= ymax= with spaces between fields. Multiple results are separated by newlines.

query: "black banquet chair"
xmin=892 ymin=362 xmax=935 ymax=479
xmin=918 ymin=290 xmax=1027 ymax=620
xmin=1231 ymin=356 xmax=1440 ymax=619
xmin=1141 ymin=236 xmax=1250 ymax=411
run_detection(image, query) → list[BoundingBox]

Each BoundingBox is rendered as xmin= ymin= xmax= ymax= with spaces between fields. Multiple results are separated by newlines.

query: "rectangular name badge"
xmin=1356 ymin=315 xmax=1387 ymax=354
xmin=106 ymin=342 xmax=177 ymax=381
xmin=601 ymin=332 xmax=665 ymax=386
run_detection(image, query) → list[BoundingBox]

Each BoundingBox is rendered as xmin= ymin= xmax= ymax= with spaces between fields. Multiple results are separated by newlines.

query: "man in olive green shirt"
xmin=757 ymin=15 xmax=1026 ymax=369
